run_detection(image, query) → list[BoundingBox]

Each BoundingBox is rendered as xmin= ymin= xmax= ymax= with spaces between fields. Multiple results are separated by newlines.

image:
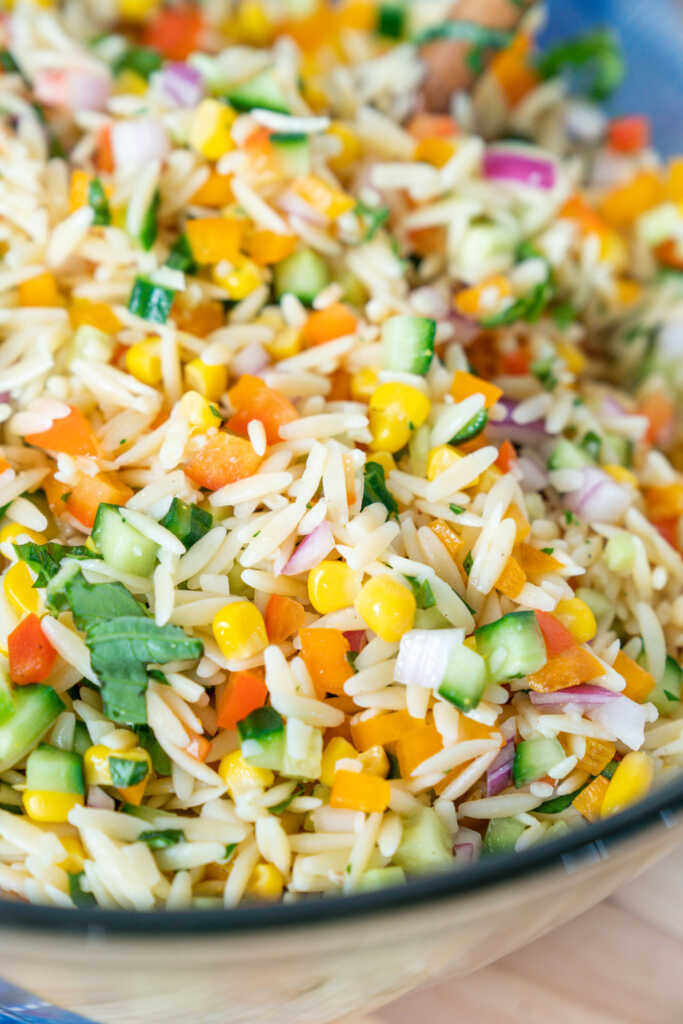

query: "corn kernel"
xmin=218 ymin=750 xmax=273 ymax=798
xmin=355 ymin=576 xmax=416 ymax=643
xmin=266 ymin=327 xmax=301 ymax=361
xmin=58 ymin=836 xmax=86 ymax=874
xmin=328 ymin=122 xmax=361 ymax=174
xmin=350 ymin=367 xmax=379 ymax=402
xmin=83 ymin=745 xmax=151 ymax=788
xmin=604 ymin=464 xmax=639 ymax=488
xmin=307 ymin=560 xmax=361 ymax=614
xmin=358 ymin=744 xmax=389 ymax=777
xmin=184 ymin=358 xmax=228 ymax=401
xmin=125 ymin=338 xmax=162 ymax=386
xmin=114 ymin=70 xmax=148 ymax=96
xmin=426 ymin=445 xmax=462 ymax=482
xmin=246 ymin=862 xmax=284 ymax=901
xmin=18 ymin=272 xmax=62 ymax=308
xmin=213 ymin=601 xmax=268 ymax=660
xmin=179 ymin=391 xmax=222 ymax=433
xmin=0 ymin=523 xmax=47 ymax=547
xmin=369 ymin=382 xmax=430 ymax=455
xmin=555 ymin=341 xmax=586 ymax=375
xmin=119 ymin=0 xmax=160 ymax=21
xmin=368 ymin=410 xmax=410 ymax=454
xmin=4 ymin=562 xmax=41 ymax=618
xmin=601 ymin=751 xmax=654 ymax=817
xmin=189 ymin=99 xmax=237 ymax=160
xmin=414 ymin=137 xmax=456 ymax=168
xmin=212 ymin=257 xmax=262 ymax=300
xmin=616 ymin=278 xmax=642 ymax=306
xmin=23 ymin=791 xmax=83 ymax=823
xmin=321 ymin=737 xmax=358 ymax=787
xmin=554 ymin=597 xmax=597 ymax=644
xmin=236 ymin=1 xmax=273 ymax=44
xmin=68 ymin=169 xmax=91 ymax=213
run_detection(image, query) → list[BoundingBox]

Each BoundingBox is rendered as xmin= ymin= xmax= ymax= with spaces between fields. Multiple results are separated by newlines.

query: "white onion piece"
xmin=230 ymin=342 xmax=269 ymax=377
xmin=563 ymin=467 xmax=630 ymax=524
xmin=34 ymin=68 xmax=111 ymax=112
xmin=87 ymin=786 xmax=115 ymax=810
xmin=111 ymin=118 xmax=169 ymax=173
xmin=589 ymin=696 xmax=655 ymax=750
xmin=395 ymin=628 xmax=463 ymax=690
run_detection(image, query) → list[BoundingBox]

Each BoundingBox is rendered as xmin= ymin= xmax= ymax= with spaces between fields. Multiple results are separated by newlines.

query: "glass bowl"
xmin=1 ymin=2 xmax=682 ymax=1021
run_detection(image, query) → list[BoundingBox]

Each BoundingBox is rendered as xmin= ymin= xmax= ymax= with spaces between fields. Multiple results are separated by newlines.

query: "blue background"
xmin=1 ymin=1 xmax=681 ymax=1020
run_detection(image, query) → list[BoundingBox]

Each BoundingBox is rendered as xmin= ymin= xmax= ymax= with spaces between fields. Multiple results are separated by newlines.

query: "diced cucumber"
xmin=159 ymin=498 xmax=212 ymax=549
xmin=68 ymin=871 xmax=96 ymax=907
xmin=270 ymin=132 xmax=310 ymax=176
xmin=483 ymin=817 xmax=525 ymax=854
xmin=454 ymin=223 xmax=517 ymax=284
xmin=274 ymin=248 xmax=330 ymax=305
xmin=513 ymin=737 xmax=565 ymax=788
xmin=227 ymin=560 xmax=254 ymax=599
xmin=393 ymin=807 xmax=453 ymax=873
xmin=602 ymin=432 xmax=633 ymax=468
xmin=70 ymin=325 xmax=115 ymax=364
xmin=604 ymin=531 xmax=636 ymax=572
xmin=438 ymin=643 xmax=488 ymax=712
xmin=535 ymin=787 xmax=584 ymax=813
xmin=92 ymin=504 xmax=159 ymax=577
xmin=26 ymin=743 xmax=84 ymax=796
xmin=547 ymin=439 xmax=594 ymax=470
xmin=475 ymin=611 xmax=547 ymax=681
xmin=413 ymin=606 xmax=451 ymax=630
xmin=225 ymin=68 xmax=289 ymax=114
xmin=128 ymin=276 xmax=175 ymax=324
xmin=579 ymin=431 xmax=601 ymax=461
xmin=0 ymin=685 xmax=64 ymax=773
xmin=450 ymin=408 xmax=488 ymax=445
xmin=638 ymin=651 xmax=681 ymax=715
xmin=575 ymin=587 xmax=612 ymax=620
xmin=357 ymin=866 xmax=406 ymax=892
xmin=238 ymin=707 xmax=285 ymax=771
xmin=409 ymin=423 xmax=430 ymax=477
xmin=72 ymin=721 xmax=91 ymax=758
xmin=381 ymin=315 xmax=435 ymax=375
xmin=0 ymin=668 xmax=14 ymax=727
xmin=0 ymin=782 xmax=22 ymax=814
xmin=545 ymin=820 xmax=571 ymax=840
xmin=282 ymin=719 xmax=323 ymax=780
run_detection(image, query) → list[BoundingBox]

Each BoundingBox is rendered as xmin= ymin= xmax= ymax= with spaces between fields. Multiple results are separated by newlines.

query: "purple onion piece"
xmin=486 ymin=739 xmax=515 ymax=797
xmin=281 ymin=522 xmax=334 ymax=576
xmin=343 ymin=630 xmax=367 ymax=653
xmin=563 ymin=467 xmax=630 ymax=524
xmin=483 ymin=149 xmax=556 ymax=190
xmin=529 ymin=683 xmax=618 ymax=711
xmin=159 ymin=62 xmax=204 ymax=108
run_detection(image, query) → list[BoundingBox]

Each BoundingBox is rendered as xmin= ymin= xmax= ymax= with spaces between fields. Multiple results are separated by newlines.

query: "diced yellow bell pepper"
xmin=601 ymin=751 xmax=654 ymax=817
xmin=291 ymin=175 xmax=355 ymax=220
xmin=58 ymin=835 xmax=86 ymax=874
xmin=184 ymin=358 xmax=228 ymax=401
xmin=3 ymin=561 xmax=41 ymax=618
xmin=189 ymin=99 xmax=237 ymax=161
xmin=18 ymin=272 xmax=63 ymax=308
xmin=0 ymin=523 xmax=46 ymax=546
xmin=179 ymin=391 xmax=222 ymax=433
xmin=218 ymin=750 xmax=273 ymax=798
xmin=125 ymin=338 xmax=162 ymax=386
xmin=321 ymin=736 xmax=358 ymax=787
xmin=212 ymin=256 xmax=262 ymax=300
xmin=329 ymin=769 xmax=390 ymax=813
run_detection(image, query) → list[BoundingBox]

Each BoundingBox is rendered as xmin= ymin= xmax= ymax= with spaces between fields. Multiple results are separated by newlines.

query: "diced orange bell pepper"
xmin=490 ymin=34 xmax=539 ymax=106
xmin=43 ymin=475 xmax=72 ymax=518
xmin=613 ymin=650 xmax=655 ymax=703
xmin=534 ymin=611 xmax=576 ymax=657
xmin=247 ymin=229 xmax=298 ymax=266
xmin=216 ymin=670 xmax=267 ymax=730
xmin=300 ymin=303 xmax=357 ymax=347
xmin=414 ymin=137 xmax=456 ymax=168
xmin=66 ymin=472 xmax=133 ymax=529
xmin=408 ymin=225 xmax=447 ymax=257
xmin=528 ymin=646 xmax=605 ymax=693
xmin=227 ymin=374 xmax=298 ymax=446
xmin=25 ymin=406 xmax=98 ymax=458
xmin=495 ymin=555 xmax=526 ymax=599
xmin=600 ymin=170 xmax=662 ymax=228
xmin=172 ymin=297 xmax=224 ymax=338
xmin=299 ymin=627 xmax=353 ymax=698
xmin=291 ymin=175 xmax=355 ymax=220
xmin=579 ymin=738 xmax=616 ymax=776
xmin=70 ymin=298 xmax=121 ymax=334
xmin=496 ymin=439 xmax=517 ymax=473
xmin=652 ymin=517 xmax=679 ymax=549
xmin=559 ymin=194 xmax=607 ymax=237
xmin=407 ymin=113 xmax=458 ymax=140
xmin=328 ymin=369 xmax=351 ymax=402
xmin=450 ymin=370 xmax=503 ymax=409
xmin=329 ymin=769 xmax=390 ymax=813
xmin=191 ymin=169 xmax=234 ymax=208
xmin=654 ymin=239 xmax=683 ymax=271
xmin=185 ymin=731 xmax=211 ymax=762
xmin=454 ymin=277 xmax=512 ymax=321
xmin=504 ymin=502 xmax=530 ymax=542
xmin=18 ymin=272 xmax=63 ymax=308
xmin=96 ymin=124 xmax=114 ymax=175
xmin=143 ymin=3 xmax=204 ymax=60
xmin=607 ymin=115 xmax=650 ymax=154
xmin=264 ymin=594 xmax=306 ymax=645
xmin=69 ymin=169 xmax=91 ymax=213
xmin=638 ymin=392 xmax=675 ymax=447
xmin=186 ymin=217 xmax=244 ymax=264
xmin=350 ymin=710 xmax=415 ymax=752
xmin=429 ymin=519 xmax=462 ymax=560
xmin=572 ymin=775 xmax=610 ymax=822
xmin=8 ymin=614 xmax=57 ymax=685
xmin=184 ymin=432 xmax=261 ymax=490
xmin=644 ymin=483 xmax=683 ymax=521
xmin=519 ymin=544 xmax=563 ymax=576
xmin=395 ymin=723 xmax=443 ymax=778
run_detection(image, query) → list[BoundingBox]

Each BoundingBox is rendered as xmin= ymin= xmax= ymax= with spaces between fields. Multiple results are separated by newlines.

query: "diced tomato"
xmin=8 ymin=615 xmax=57 ymax=685
xmin=264 ymin=594 xmax=306 ymax=646
xmin=535 ymin=611 xmax=576 ymax=657
xmin=500 ymin=347 xmax=530 ymax=375
xmin=638 ymin=392 xmax=675 ymax=447
xmin=67 ymin=473 xmax=133 ymax=529
xmin=496 ymin=439 xmax=517 ymax=473
xmin=653 ymin=517 xmax=679 ymax=550
xmin=607 ymin=115 xmax=650 ymax=154
xmin=143 ymin=4 xmax=204 ymax=61
xmin=25 ymin=406 xmax=98 ymax=458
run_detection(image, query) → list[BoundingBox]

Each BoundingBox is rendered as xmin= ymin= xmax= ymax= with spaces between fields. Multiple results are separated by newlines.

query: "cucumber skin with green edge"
xmin=72 ymin=720 xmax=90 ymax=757
xmin=0 ymin=669 xmax=14 ymax=727
xmin=484 ymin=817 xmax=525 ymax=854
xmin=548 ymin=439 xmax=594 ymax=470
xmin=357 ymin=866 xmax=406 ymax=892
xmin=26 ymin=743 xmax=84 ymax=795
xmin=270 ymin=133 xmax=310 ymax=175
xmin=381 ymin=315 xmax=436 ymax=376
xmin=282 ymin=721 xmax=322 ymax=780
xmin=159 ymin=498 xmax=213 ymax=549
xmin=274 ymin=249 xmax=330 ymax=305
xmin=239 ymin=707 xmax=285 ymax=771
xmin=513 ymin=736 xmax=565 ymax=788
xmin=225 ymin=68 xmax=289 ymax=113
xmin=0 ymin=685 xmax=64 ymax=773
xmin=128 ymin=276 xmax=175 ymax=324
xmin=394 ymin=807 xmax=453 ymax=873
xmin=438 ymin=643 xmax=488 ymax=712
xmin=92 ymin=503 xmax=159 ymax=577
xmin=450 ymin=408 xmax=488 ymax=445
xmin=474 ymin=610 xmax=547 ymax=681
xmin=638 ymin=651 xmax=681 ymax=715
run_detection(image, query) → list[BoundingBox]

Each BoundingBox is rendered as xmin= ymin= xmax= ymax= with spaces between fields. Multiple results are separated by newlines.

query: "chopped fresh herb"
xmin=119 ymin=438 xmax=127 ymax=445
xmin=139 ymin=829 xmax=185 ymax=849
xmin=61 ymin=492 xmax=71 ymax=503
xmin=223 ymin=843 xmax=237 ymax=861
xmin=346 ymin=650 xmax=359 ymax=671
xmin=449 ymin=504 xmax=465 ymax=515
xmin=531 ymin=357 xmax=558 ymax=391
xmin=128 ymin=276 xmax=175 ymax=324
xmin=139 ymin=189 xmax=160 ymax=250
xmin=14 ymin=541 xmax=96 ymax=589
xmin=270 ymin=783 xmax=305 ymax=815
xmin=56 ymin=570 xmax=146 ymax=629
xmin=0 ymin=803 xmax=22 ymax=815
xmin=159 ymin=498 xmax=213 ymax=549
xmin=553 ymin=302 xmax=577 ymax=329
xmin=208 ymin=404 xmax=221 ymax=419
xmin=0 ymin=50 xmax=20 ymax=73
xmin=564 ymin=510 xmax=578 ymax=525
xmin=376 ymin=3 xmax=406 ymax=38
xmin=355 ymin=200 xmax=390 ymax=242
xmin=113 ymin=46 xmax=163 ymax=81
xmin=361 ymin=461 xmax=399 ymax=519
xmin=68 ymin=871 xmax=96 ymax=907
xmin=147 ymin=669 xmax=167 ymax=685
xmin=88 ymin=177 xmax=111 ymax=227
xmin=541 ymin=547 xmax=555 ymax=556
xmin=108 ymin=756 xmax=149 ymax=788
xmin=137 ymin=725 xmax=172 ymax=775
xmin=463 ymin=551 xmax=473 ymax=575
xmin=404 ymin=575 xmax=436 ymax=610
xmin=536 ymin=29 xmax=624 ymax=101
xmin=580 ymin=431 xmax=602 ymax=462
xmin=413 ymin=21 xmax=512 ymax=73
xmin=535 ymin=787 xmax=585 ymax=813
xmin=166 ymin=234 xmax=197 ymax=274
xmin=0 ymin=503 xmax=10 ymax=519
xmin=483 ymin=274 xmax=554 ymax=328
xmin=450 ymin=408 xmax=488 ymax=445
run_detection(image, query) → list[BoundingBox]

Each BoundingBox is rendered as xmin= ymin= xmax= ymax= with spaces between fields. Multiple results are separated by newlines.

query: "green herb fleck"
xmin=346 ymin=650 xmax=359 ymax=671
xmin=113 ymin=46 xmax=163 ymax=81
xmin=354 ymin=200 xmax=390 ymax=242
xmin=463 ymin=551 xmax=473 ymax=575
xmin=404 ymin=575 xmax=436 ymax=610
xmin=449 ymin=504 xmax=465 ymax=515
xmin=536 ymin=29 xmax=624 ymax=101
xmin=223 ymin=843 xmax=237 ymax=862
xmin=139 ymin=829 xmax=185 ymax=849
xmin=361 ymin=461 xmax=399 ymax=519
xmin=88 ymin=177 xmax=111 ymax=227
xmin=541 ymin=547 xmax=555 ymax=556
xmin=108 ymin=756 xmax=149 ymax=788
xmin=14 ymin=541 xmax=97 ymax=589
xmin=564 ymin=510 xmax=578 ymax=525
xmin=166 ymin=234 xmax=197 ymax=274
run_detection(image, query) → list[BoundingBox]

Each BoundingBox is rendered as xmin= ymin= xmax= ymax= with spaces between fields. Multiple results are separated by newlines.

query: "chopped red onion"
xmin=344 ymin=630 xmax=367 ymax=653
xmin=453 ymin=842 xmax=475 ymax=866
xmin=487 ymin=398 xmax=549 ymax=447
xmin=281 ymin=522 xmax=334 ymax=576
xmin=231 ymin=343 xmax=269 ymax=377
xmin=589 ymin=695 xmax=653 ymax=750
xmin=395 ymin=628 xmax=464 ymax=690
xmin=529 ymin=684 xmax=619 ymax=711
xmin=34 ymin=68 xmax=111 ymax=112
xmin=517 ymin=454 xmax=548 ymax=492
xmin=87 ymin=786 xmax=115 ymax=810
xmin=453 ymin=826 xmax=482 ymax=866
xmin=158 ymin=62 xmax=204 ymax=108
xmin=486 ymin=739 xmax=515 ymax=796
xmin=483 ymin=149 xmax=556 ymax=190
xmin=111 ymin=118 xmax=169 ymax=173
xmin=447 ymin=310 xmax=481 ymax=347
xmin=563 ymin=466 xmax=630 ymax=524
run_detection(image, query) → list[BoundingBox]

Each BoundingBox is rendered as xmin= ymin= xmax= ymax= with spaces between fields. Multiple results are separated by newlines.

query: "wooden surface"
xmin=345 ymin=846 xmax=683 ymax=1024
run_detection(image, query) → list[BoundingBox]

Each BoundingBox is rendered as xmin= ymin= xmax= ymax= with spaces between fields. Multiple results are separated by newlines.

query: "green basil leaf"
xmin=361 ymin=461 xmax=399 ymax=518
xmin=108 ymin=756 xmax=149 ymax=788
xmin=139 ymin=829 xmax=185 ymax=849
xmin=13 ymin=542 xmax=96 ymax=589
